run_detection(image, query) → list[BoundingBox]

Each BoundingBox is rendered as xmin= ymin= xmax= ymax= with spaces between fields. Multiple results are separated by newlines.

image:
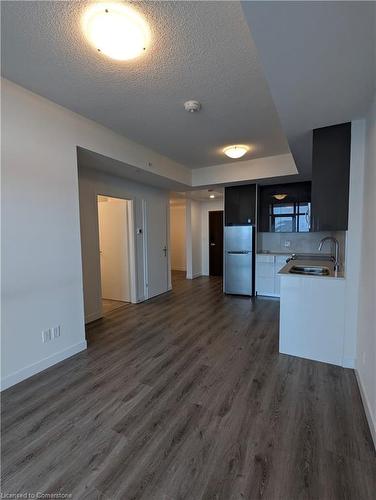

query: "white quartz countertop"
xmin=278 ymin=259 xmax=345 ymax=279
xmin=257 ymin=251 xmax=291 ymax=256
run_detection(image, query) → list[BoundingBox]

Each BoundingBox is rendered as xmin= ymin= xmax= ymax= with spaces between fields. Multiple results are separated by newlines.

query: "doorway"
xmin=169 ymin=200 xmax=187 ymax=283
xmin=209 ymin=210 xmax=223 ymax=276
xmin=97 ymin=195 xmax=131 ymax=314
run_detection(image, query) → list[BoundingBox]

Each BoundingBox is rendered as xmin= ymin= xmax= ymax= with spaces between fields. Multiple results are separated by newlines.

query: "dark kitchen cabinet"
xmin=311 ymin=123 xmax=351 ymax=231
xmin=225 ymin=184 xmax=256 ymax=226
xmin=258 ymin=182 xmax=311 ymax=232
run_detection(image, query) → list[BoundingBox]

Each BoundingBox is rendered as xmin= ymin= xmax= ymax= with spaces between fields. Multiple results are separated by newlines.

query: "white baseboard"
xmin=0 ymin=341 xmax=87 ymax=391
xmin=188 ymin=272 xmax=202 ymax=280
xmin=85 ymin=310 xmax=103 ymax=323
xmin=342 ymin=356 xmax=355 ymax=368
xmin=355 ymin=369 xmax=376 ymax=449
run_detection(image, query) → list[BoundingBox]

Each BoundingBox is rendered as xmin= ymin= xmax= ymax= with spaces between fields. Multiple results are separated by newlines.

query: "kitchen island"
xmin=278 ymin=258 xmax=348 ymax=367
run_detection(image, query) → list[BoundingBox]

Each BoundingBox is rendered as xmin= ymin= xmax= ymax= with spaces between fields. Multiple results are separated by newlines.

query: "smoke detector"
xmin=184 ymin=100 xmax=201 ymax=113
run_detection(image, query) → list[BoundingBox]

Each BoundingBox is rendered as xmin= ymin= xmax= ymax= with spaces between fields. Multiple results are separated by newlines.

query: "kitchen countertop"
xmin=257 ymin=251 xmax=334 ymax=258
xmin=257 ymin=251 xmax=292 ymax=256
xmin=278 ymin=259 xmax=345 ymax=279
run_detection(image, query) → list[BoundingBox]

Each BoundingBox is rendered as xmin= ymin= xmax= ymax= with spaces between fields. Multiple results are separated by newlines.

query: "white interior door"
xmin=98 ymin=196 xmax=131 ymax=302
xmin=146 ymin=199 xmax=168 ymax=298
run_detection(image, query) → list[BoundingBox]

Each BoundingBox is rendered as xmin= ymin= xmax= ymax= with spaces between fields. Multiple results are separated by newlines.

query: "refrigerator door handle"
xmin=227 ymin=251 xmax=252 ymax=255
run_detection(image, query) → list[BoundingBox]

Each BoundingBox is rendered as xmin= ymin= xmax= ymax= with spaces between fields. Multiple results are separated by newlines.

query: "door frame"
xmin=166 ymin=200 xmax=172 ymax=290
xmin=208 ymin=209 xmax=224 ymax=277
xmin=142 ymin=199 xmax=149 ymax=300
xmin=96 ymin=194 xmax=138 ymax=309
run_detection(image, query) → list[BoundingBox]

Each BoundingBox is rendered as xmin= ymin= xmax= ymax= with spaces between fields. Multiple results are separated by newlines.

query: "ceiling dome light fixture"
xmin=223 ymin=145 xmax=249 ymax=159
xmin=273 ymin=194 xmax=288 ymax=201
xmin=209 ymin=194 xmax=215 ymax=199
xmin=83 ymin=3 xmax=150 ymax=61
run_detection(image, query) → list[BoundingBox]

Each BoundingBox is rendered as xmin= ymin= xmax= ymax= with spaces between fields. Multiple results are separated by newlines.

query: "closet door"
xmin=146 ymin=198 xmax=169 ymax=299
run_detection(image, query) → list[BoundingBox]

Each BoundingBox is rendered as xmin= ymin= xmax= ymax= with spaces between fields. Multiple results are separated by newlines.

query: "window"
xmin=269 ymin=202 xmax=310 ymax=232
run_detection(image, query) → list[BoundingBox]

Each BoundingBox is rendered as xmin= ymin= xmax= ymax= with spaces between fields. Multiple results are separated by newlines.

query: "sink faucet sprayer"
xmin=318 ymin=237 xmax=340 ymax=271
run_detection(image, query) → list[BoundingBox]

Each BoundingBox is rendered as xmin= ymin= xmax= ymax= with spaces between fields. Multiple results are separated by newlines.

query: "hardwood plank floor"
xmin=102 ymin=298 xmax=129 ymax=315
xmin=2 ymin=272 xmax=375 ymax=499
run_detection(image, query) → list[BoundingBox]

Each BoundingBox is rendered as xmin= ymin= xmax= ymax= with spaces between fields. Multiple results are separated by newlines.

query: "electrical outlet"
xmin=52 ymin=325 xmax=61 ymax=339
xmin=42 ymin=329 xmax=52 ymax=343
xmin=284 ymin=240 xmax=291 ymax=248
xmin=42 ymin=325 xmax=61 ymax=343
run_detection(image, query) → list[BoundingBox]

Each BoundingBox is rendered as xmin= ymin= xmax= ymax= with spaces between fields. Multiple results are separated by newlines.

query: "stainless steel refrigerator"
xmin=224 ymin=226 xmax=254 ymax=296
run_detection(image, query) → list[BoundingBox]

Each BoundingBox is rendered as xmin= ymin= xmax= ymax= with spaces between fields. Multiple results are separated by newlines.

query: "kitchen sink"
xmin=289 ymin=265 xmax=330 ymax=276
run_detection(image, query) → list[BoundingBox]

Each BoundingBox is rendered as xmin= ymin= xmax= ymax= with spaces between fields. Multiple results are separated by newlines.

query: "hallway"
xmin=2 ymin=274 xmax=375 ymax=499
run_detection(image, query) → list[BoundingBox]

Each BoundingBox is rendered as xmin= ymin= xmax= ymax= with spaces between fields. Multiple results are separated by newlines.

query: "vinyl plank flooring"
xmin=102 ymin=298 xmax=129 ymax=315
xmin=1 ymin=272 xmax=375 ymax=499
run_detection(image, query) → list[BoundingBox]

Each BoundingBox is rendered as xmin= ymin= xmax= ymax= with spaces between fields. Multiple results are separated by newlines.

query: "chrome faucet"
xmin=318 ymin=237 xmax=340 ymax=271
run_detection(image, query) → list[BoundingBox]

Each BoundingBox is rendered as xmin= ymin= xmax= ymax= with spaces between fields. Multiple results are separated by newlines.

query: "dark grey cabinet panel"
xmin=225 ymin=184 xmax=256 ymax=226
xmin=311 ymin=123 xmax=351 ymax=231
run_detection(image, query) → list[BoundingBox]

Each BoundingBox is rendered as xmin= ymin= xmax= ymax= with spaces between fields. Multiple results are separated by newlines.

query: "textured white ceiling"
xmin=242 ymin=1 xmax=376 ymax=178
xmin=170 ymin=189 xmax=224 ymax=203
xmin=1 ymin=0 xmax=290 ymax=169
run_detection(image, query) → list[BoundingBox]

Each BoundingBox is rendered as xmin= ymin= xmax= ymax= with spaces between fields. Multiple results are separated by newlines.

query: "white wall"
xmin=356 ymin=94 xmax=376 ymax=445
xmin=201 ymin=199 xmax=224 ymax=276
xmin=186 ymin=200 xmax=202 ymax=279
xmin=343 ymin=120 xmax=366 ymax=368
xmin=2 ymin=81 xmax=85 ymax=389
xmin=79 ymin=166 xmax=170 ymax=322
xmin=98 ymin=196 xmax=131 ymax=302
xmin=1 ymin=79 xmax=179 ymax=389
xmin=170 ymin=204 xmax=186 ymax=271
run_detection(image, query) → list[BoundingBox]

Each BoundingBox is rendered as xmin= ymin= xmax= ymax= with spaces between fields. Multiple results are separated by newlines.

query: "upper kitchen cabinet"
xmin=225 ymin=184 xmax=257 ymax=226
xmin=258 ymin=182 xmax=311 ymax=233
xmin=311 ymin=123 xmax=351 ymax=231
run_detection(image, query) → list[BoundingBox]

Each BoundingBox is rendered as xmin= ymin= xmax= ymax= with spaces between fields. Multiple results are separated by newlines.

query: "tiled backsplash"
xmin=257 ymin=231 xmax=346 ymax=265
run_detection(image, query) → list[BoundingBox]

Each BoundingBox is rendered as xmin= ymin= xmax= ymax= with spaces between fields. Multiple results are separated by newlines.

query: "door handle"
xmin=210 ymin=243 xmax=216 ymax=246
xmin=163 ymin=246 xmax=167 ymax=257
